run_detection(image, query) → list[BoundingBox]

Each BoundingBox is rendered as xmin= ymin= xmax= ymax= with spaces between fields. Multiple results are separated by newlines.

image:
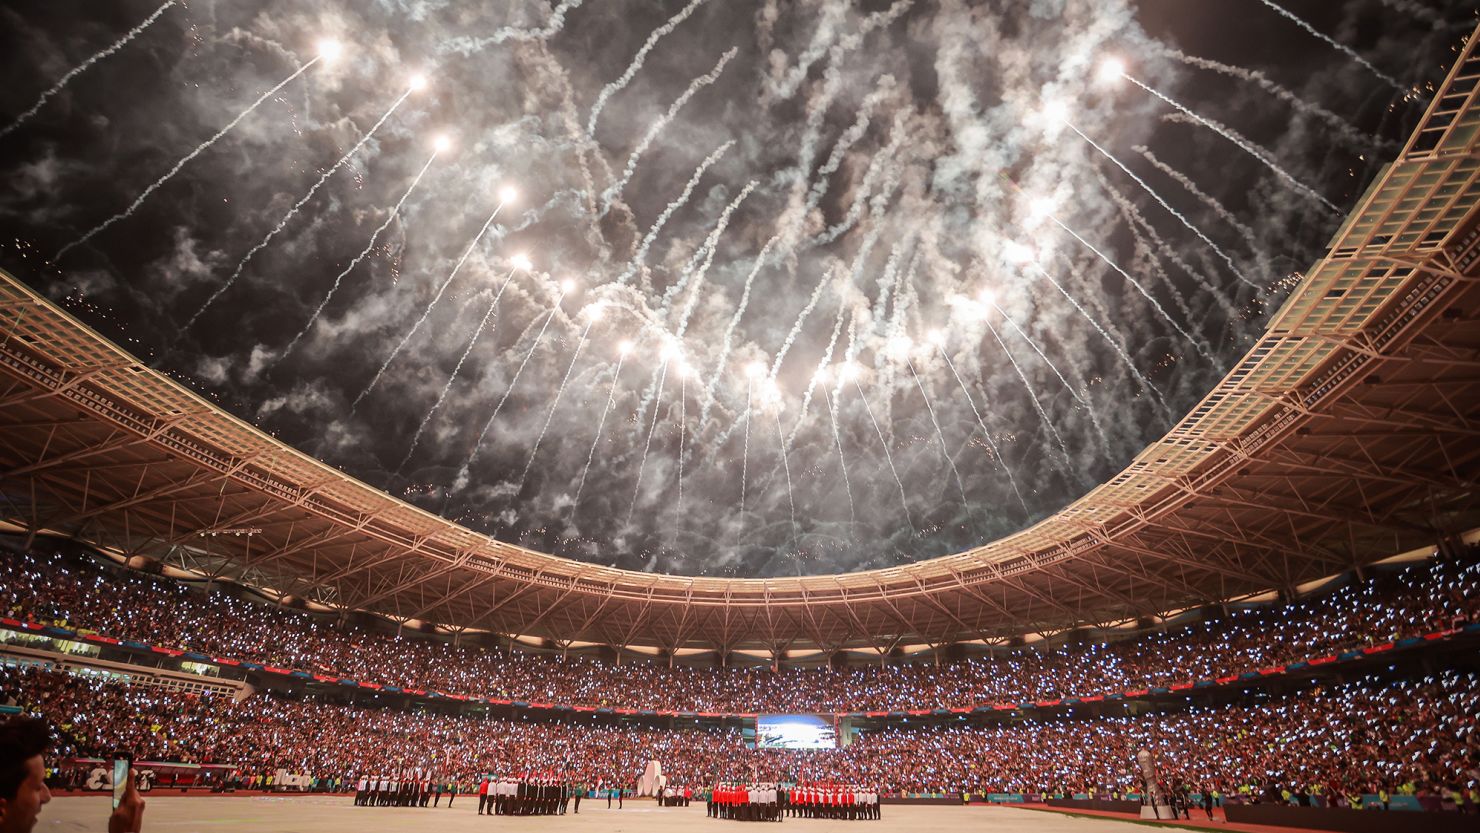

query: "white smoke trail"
xmin=353 ymin=203 xmax=514 ymax=413
xmin=277 ymin=152 xmax=437 ymax=362
xmin=1125 ymin=75 xmax=1341 ymax=214
xmin=626 ymin=360 xmax=670 ymax=526
xmin=669 ymin=181 xmax=757 ymax=335
xmin=587 ymin=0 xmax=713 ymax=135
xmin=678 ymin=371 xmax=686 ymax=511
xmin=1066 ymin=120 xmax=1259 ymax=292
xmin=699 ymin=232 xmax=781 ymax=424
xmin=1047 ymin=212 xmax=1211 ymax=361
xmin=601 ymin=48 xmax=737 ymax=213
xmin=399 ymin=289 xmax=507 ymax=471
xmin=1093 ymin=176 xmax=1200 ymax=325
xmin=805 ymin=110 xmax=910 ymax=250
xmin=1374 ymin=0 xmax=1443 ymax=26
xmin=772 ymin=0 xmax=914 ymax=100
xmin=800 ymin=76 xmax=896 ymax=220
xmin=773 ymin=408 xmax=798 ymax=554
xmin=937 ymin=346 xmax=1030 ymax=517
xmin=615 ymin=140 xmax=734 ymax=287
xmin=443 ymin=0 xmax=588 ymax=54
xmin=980 ymin=317 xmax=1073 ymax=472
xmin=455 ymin=293 xmax=566 ymax=490
xmin=571 ymin=351 xmax=627 ymax=513
xmin=57 ymin=57 xmax=320 ymax=261
xmin=769 ymin=267 xmax=835 ymax=379
xmin=851 ymin=376 xmax=916 ymax=535
xmin=1255 ymin=0 xmax=1405 ymax=91
xmin=1 ymin=0 xmax=178 ymax=141
xmin=659 ymin=180 xmax=755 ymax=315
xmin=989 ymin=298 xmax=1112 ymax=457
xmin=396 ymin=267 xmax=523 ymax=470
xmin=904 ymin=357 xmax=970 ymax=512
xmin=1092 ymin=168 xmax=1225 ymax=348
xmin=740 ymin=377 xmax=753 ymax=515
xmin=1160 ymin=48 xmax=1388 ymax=151
xmin=785 ymin=302 xmax=846 ymax=452
xmin=1133 ymin=145 xmax=1262 ymax=258
xmin=518 ymin=321 xmax=593 ymax=486
xmin=1030 ymin=262 xmax=1172 ymax=418
xmin=819 ymin=385 xmax=856 ymax=530
xmin=182 ymin=89 xmax=413 ymax=337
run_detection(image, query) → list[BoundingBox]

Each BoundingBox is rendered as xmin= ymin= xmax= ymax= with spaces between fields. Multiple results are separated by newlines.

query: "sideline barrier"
xmin=1046 ymin=798 xmax=1142 ymax=814
xmin=1225 ymin=804 xmax=1480 ymax=832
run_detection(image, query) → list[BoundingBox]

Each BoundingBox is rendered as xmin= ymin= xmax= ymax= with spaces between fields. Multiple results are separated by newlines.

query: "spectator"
xmin=0 ymin=715 xmax=145 ymax=833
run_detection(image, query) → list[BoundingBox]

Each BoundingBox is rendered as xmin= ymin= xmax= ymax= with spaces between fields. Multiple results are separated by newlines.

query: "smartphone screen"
xmin=112 ymin=758 xmax=130 ymax=810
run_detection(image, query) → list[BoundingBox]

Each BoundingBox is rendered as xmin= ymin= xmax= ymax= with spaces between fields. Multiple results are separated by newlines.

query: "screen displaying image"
xmin=756 ymin=714 xmax=836 ymax=750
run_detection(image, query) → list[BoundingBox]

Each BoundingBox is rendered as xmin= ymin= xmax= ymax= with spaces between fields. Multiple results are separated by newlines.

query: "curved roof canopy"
xmin=1 ymin=32 xmax=1479 ymax=652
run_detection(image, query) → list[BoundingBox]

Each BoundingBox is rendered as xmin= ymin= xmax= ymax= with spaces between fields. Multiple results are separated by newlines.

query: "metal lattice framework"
xmin=2 ymin=31 xmax=1479 ymax=654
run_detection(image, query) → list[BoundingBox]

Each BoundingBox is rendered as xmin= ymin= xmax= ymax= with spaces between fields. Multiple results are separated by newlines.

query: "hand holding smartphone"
xmin=112 ymin=754 xmax=132 ymax=810
xmin=107 ymin=753 xmax=146 ymax=833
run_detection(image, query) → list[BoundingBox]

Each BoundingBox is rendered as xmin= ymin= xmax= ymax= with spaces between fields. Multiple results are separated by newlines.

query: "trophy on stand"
xmin=1135 ymin=749 xmax=1173 ymax=820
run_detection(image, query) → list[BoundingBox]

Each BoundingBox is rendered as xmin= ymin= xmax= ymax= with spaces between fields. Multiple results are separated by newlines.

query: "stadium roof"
xmin=2 ymin=32 xmax=1479 ymax=653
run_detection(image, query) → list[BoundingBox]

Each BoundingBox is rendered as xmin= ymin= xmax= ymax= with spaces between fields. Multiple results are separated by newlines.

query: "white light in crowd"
xmin=498 ymin=185 xmax=519 ymax=205
xmin=1096 ymin=56 xmax=1127 ymax=86
xmin=559 ymin=278 xmax=576 ymax=294
xmin=886 ymin=334 xmax=914 ymax=358
xmin=675 ymin=361 xmax=692 ymax=379
xmin=744 ymin=361 xmax=767 ymax=380
xmin=813 ymin=366 xmax=831 ymax=384
xmin=617 ymin=340 xmax=634 ymax=356
xmin=978 ymin=288 xmax=998 ymax=307
xmin=317 ymin=39 xmax=343 ymax=63
xmin=1005 ymin=241 xmax=1037 ymax=265
xmin=432 ymin=134 xmax=453 ymax=153
xmin=408 ymin=72 xmax=429 ymax=92
xmin=585 ymin=302 xmax=606 ymax=321
xmin=511 ymin=253 xmax=533 ymax=271
xmin=838 ymin=362 xmax=860 ymax=381
xmin=927 ymin=329 xmax=946 ymax=347
xmin=660 ymin=340 xmax=683 ymax=362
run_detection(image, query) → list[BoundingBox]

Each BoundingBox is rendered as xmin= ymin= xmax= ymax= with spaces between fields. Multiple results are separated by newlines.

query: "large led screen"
xmin=756 ymin=714 xmax=836 ymax=750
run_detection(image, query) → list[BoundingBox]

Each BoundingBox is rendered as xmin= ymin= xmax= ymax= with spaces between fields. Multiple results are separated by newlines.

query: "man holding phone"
xmin=0 ymin=716 xmax=145 ymax=833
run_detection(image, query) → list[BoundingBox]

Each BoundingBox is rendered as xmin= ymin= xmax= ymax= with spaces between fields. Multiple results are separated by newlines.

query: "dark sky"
xmin=0 ymin=0 xmax=1472 ymax=577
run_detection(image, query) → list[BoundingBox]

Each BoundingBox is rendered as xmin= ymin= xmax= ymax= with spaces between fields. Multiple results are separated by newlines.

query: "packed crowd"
xmin=2 ymin=549 xmax=1475 ymax=713
xmin=7 ymin=660 xmax=1477 ymax=805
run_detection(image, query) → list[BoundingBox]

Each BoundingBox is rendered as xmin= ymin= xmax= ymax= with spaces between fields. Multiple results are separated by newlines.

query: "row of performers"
xmin=476 ymin=778 xmax=580 ymax=816
xmin=708 ymin=785 xmax=882 ymax=821
xmin=353 ymin=775 xmax=456 ymax=807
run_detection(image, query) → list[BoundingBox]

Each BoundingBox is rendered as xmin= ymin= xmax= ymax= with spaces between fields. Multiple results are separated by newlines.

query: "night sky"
xmin=0 ymin=0 xmax=1472 ymax=577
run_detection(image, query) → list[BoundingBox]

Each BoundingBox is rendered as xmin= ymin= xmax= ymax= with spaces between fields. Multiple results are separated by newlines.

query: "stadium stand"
xmin=2 ymin=545 xmax=1477 ymax=812
xmin=1 ymin=544 xmax=1475 ymax=713
xmin=8 ymin=662 xmax=1477 ymax=808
